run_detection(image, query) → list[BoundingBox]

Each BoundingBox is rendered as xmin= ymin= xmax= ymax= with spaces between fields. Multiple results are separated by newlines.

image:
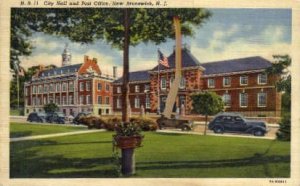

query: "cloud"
xmin=191 ymin=24 xmax=291 ymax=63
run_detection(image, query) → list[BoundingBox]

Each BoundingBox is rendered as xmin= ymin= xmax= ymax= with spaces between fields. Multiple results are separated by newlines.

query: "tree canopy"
xmin=191 ymin=92 xmax=224 ymax=135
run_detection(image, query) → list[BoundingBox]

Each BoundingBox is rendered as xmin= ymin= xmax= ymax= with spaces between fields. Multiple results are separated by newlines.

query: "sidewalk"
xmin=10 ymin=129 xmax=105 ymax=142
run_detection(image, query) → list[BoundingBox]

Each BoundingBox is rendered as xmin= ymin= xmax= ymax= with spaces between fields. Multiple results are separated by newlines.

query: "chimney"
xmin=113 ymin=66 xmax=117 ymax=79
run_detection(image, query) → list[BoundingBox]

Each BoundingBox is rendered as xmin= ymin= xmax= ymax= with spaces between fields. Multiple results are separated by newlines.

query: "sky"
xmin=20 ymin=8 xmax=291 ymax=77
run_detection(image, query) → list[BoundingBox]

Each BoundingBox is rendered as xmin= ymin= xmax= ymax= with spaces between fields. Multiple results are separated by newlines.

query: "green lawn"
xmin=10 ymin=122 xmax=87 ymax=138
xmin=10 ymin=131 xmax=290 ymax=178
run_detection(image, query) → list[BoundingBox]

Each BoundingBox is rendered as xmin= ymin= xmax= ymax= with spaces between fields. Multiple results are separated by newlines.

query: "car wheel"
xmin=253 ymin=129 xmax=265 ymax=136
xmin=213 ymin=126 xmax=224 ymax=134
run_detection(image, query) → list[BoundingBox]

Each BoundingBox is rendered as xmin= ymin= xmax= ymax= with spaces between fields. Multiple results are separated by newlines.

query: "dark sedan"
xmin=208 ymin=113 xmax=268 ymax=136
xmin=27 ymin=112 xmax=47 ymax=123
xmin=46 ymin=112 xmax=66 ymax=124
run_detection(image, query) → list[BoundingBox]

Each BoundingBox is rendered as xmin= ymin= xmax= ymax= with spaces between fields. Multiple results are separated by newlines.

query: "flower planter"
xmin=113 ymin=135 xmax=144 ymax=149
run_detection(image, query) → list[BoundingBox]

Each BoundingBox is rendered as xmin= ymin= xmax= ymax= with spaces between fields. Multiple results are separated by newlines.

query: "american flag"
xmin=158 ymin=49 xmax=169 ymax=68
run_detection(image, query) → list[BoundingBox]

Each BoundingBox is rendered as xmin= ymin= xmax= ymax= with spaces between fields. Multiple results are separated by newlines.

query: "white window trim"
xmin=239 ymin=93 xmax=248 ymax=108
xmin=105 ymin=83 xmax=110 ymax=92
xmin=223 ymin=93 xmax=231 ymax=107
xmin=257 ymin=92 xmax=267 ymax=107
xmin=223 ymin=77 xmax=231 ymax=87
xmin=86 ymin=82 xmax=91 ymax=91
xmin=69 ymin=96 xmax=73 ymax=105
xmin=207 ymin=78 xmax=215 ymax=88
xmin=86 ymin=95 xmax=91 ymax=105
xmin=144 ymin=84 xmax=150 ymax=92
xmin=62 ymin=82 xmax=68 ymax=92
xmin=257 ymin=74 xmax=267 ymax=85
xmin=145 ymin=95 xmax=150 ymax=109
xmin=179 ymin=77 xmax=186 ymax=89
xmin=135 ymin=85 xmax=140 ymax=93
xmin=117 ymin=98 xmax=121 ymax=108
xmin=117 ymin=86 xmax=121 ymax=93
xmin=240 ymin=76 xmax=248 ymax=86
xmin=135 ymin=97 xmax=140 ymax=108
xmin=69 ymin=82 xmax=74 ymax=92
xmin=80 ymin=82 xmax=84 ymax=91
xmin=161 ymin=77 xmax=166 ymax=90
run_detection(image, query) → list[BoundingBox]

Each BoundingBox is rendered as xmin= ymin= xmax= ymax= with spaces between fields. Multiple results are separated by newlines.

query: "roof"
xmin=201 ymin=56 xmax=272 ymax=76
xmin=114 ymin=70 xmax=150 ymax=83
xmin=151 ymin=48 xmax=202 ymax=71
xmin=39 ymin=64 xmax=82 ymax=77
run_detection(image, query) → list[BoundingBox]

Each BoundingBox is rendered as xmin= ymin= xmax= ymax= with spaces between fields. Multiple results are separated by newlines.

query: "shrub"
xmin=130 ymin=117 xmax=158 ymax=131
xmin=79 ymin=116 xmax=106 ymax=129
xmin=105 ymin=117 xmax=122 ymax=131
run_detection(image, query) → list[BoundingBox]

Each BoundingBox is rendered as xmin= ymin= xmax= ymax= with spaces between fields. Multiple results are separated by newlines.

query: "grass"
xmin=10 ymin=122 xmax=87 ymax=138
xmin=10 ymin=131 xmax=290 ymax=178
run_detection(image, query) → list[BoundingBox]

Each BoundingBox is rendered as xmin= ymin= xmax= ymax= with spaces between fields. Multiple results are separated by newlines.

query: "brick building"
xmin=24 ymin=45 xmax=116 ymax=116
xmin=113 ymin=47 xmax=281 ymax=117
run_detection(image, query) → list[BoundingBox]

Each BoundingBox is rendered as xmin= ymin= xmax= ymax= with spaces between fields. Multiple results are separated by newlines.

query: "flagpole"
xmin=17 ymin=72 xmax=20 ymax=110
xmin=157 ymin=49 xmax=160 ymax=115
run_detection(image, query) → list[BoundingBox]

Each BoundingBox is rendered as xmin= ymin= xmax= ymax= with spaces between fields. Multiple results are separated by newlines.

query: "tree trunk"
xmin=122 ymin=9 xmax=130 ymax=122
xmin=204 ymin=114 xmax=208 ymax=135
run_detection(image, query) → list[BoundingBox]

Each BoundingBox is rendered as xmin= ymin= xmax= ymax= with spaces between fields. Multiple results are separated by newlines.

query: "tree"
xmin=191 ymin=92 xmax=224 ymax=135
xmin=266 ymin=55 xmax=291 ymax=141
xmin=44 ymin=103 xmax=59 ymax=113
xmin=11 ymin=8 xmax=211 ymax=122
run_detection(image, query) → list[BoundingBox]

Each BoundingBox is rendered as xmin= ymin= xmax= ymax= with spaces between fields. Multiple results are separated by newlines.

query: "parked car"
xmin=46 ymin=112 xmax=65 ymax=124
xmin=208 ymin=113 xmax=268 ymax=136
xmin=27 ymin=112 xmax=47 ymax=123
xmin=156 ymin=115 xmax=193 ymax=131
xmin=72 ymin=112 xmax=93 ymax=124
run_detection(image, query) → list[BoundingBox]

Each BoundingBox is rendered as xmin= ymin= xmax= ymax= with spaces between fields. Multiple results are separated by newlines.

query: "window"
xmin=56 ymin=97 xmax=60 ymax=105
xmin=135 ymin=97 xmax=140 ymax=108
xmin=240 ymin=76 xmax=248 ymax=85
xmin=69 ymin=95 xmax=74 ymax=105
xmin=49 ymin=84 xmax=54 ymax=92
xmin=98 ymin=96 xmax=102 ymax=104
xmin=62 ymin=83 xmax=67 ymax=92
xmin=180 ymin=77 xmax=186 ymax=89
xmin=43 ymin=97 xmax=47 ymax=105
xmin=117 ymin=98 xmax=121 ymax=108
xmin=49 ymin=96 xmax=53 ymax=103
xmin=135 ymin=85 xmax=140 ymax=92
xmin=80 ymin=95 xmax=84 ymax=104
xmin=69 ymin=82 xmax=74 ymax=91
xmin=208 ymin=78 xmax=215 ymax=88
xmin=63 ymin=96 xmax=67 ymax=105
xmin=258 ymin=74 xmax=267 ymax=84
xmin=56 ymin=83 xmax=61 ymax=92
xmin=144 ymin=84 xmax=150 ymax=91
xmin=44 ymin=85 xmax=48 ymax=93
xmin=145 ymin=95 xmax=150 ymax=109
xmin=239 ymin=93 xmax=248 ymax=107
xmin=222 ymin=93 xmax=231 ymax=107
xmin=86 ymin=95 xmax=91 ymax=104
xmin=33 ymin=86 xmax=37 ymax=94
xmin=38 ymin=85 xmax=43 ymax=93
xmin=106 ymin=84 xmax=110 ymax=91
xmin=86 ymin=82 xmax=91 ymax=91
xmin=117 ymin=86 xmax=121 ymax=93
xmin=98 ymin=83 xmax=102 ymax=91
xmin=258 ymin=92 xmax=267 ymax=107
xmin=105 ymin=97 xmax=110 ymax=104
xmin=80 ymin=82 xmax=84 ymax=91
xmin=161 ymin=77 xmax=166 ymax=89
xmin=223 ymin=77 xmax=231 ymax=87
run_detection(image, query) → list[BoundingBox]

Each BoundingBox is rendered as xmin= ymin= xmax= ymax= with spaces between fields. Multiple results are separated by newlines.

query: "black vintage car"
xmin=27 ymin=112 xmax=47 ymax=123
xmin=156 ymin=115 xmax=193 ymax=131
xmin=208 ymin=113 xmax=268 ymax=136
xmin=72 ymin=112 xmax=93 ymax=124
xmin=46 ymin=112 xmax=66 ymax=124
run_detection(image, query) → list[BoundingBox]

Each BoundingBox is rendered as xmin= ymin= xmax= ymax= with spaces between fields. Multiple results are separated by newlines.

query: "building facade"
xmin=112 ymin=47 xmax=281 ymax=117
xmin=24 ymin=46 xmax=115 ymax=116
